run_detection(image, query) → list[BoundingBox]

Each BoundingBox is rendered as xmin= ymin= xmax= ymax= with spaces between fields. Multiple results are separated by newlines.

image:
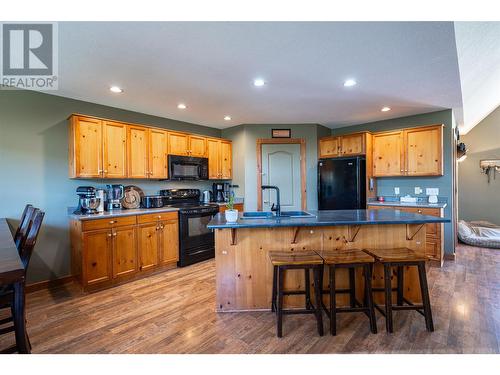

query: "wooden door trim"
xmin=256 ymin=138 xmax=306 ymax=211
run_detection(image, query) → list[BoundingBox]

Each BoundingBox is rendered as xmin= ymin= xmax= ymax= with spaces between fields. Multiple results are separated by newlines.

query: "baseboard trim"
xmin=26 ymin=275 xmax=74 ymax=293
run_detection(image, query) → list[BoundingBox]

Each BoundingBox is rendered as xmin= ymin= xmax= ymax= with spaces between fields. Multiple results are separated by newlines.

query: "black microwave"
xmin=168 ymin=155 xmax=209 ymax=180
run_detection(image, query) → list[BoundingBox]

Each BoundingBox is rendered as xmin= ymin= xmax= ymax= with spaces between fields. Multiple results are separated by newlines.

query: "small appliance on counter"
xmin=212 ymin=182 xmax=230 ymax=202
xmin=141 ymin=195 xmax=164 ymax=209
xmin=74 ymin=186 xmax=100 ymax=215
xmin=106 ymin=184 xmax=124 ymax=210
xmin=202 ymin=190 xmax=212 ymax=203
xmin=122 ymin=185 xmax=143 ymax=209
xmin=95 ymin=189 xmax=106 ymax=213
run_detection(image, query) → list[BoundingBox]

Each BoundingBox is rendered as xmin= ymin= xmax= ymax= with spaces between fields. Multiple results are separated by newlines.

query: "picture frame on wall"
xmin=271 ymin=129 xmax=291 ymax=138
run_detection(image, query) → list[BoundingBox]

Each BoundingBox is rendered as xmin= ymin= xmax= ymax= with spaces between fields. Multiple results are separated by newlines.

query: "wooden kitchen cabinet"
xmin=168 ymin=132 xmax=207 ymax=157
xmin=319 ymin=137 xmax=340 ymax=158
xmin=319 ymin=133 xmax=368 ymax=158
xmin=69 ymin=115 xmax=103 ymax=178
xmin=148 ymin=128 xmax=168 ymax=179
xmin=102 ymin=120 xmax=127 ymax=178
xmin=128 ymin=126 xmax=168 ymax=179
xmin=207 ymin=138 xmax=233 ymax=179
xmin=372 ymin=125 xmax=443 ymax=177
xmin=372 ymin=131 xmax=404 ymax=177
xmin=71 ymin=211 xmax=179 ymax=292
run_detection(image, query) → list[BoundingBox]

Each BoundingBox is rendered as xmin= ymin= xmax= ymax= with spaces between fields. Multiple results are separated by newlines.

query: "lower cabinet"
xmin=218 ymin=203 xmax=244 ymax=213
xmin=72 ymin=211 xmax=179 ymax=292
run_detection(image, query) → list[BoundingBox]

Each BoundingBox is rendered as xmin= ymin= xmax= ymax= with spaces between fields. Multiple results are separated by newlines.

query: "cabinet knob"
xmin=104 ymin=170 xmax=108 ymax=173
xmin=109 ymin=220 xmax=117 ymax=224
xmin=107 ymin=233 xmax=112 ymax=237
xmin=113 ymin=232 xmax=117 ymax=237
xmin=157 ymin=215 xmax=162 ymax=219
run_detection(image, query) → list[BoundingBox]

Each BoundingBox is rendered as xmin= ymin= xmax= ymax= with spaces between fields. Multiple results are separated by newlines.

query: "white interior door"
xmin=261 ymin=144 xmax=301 ymax=212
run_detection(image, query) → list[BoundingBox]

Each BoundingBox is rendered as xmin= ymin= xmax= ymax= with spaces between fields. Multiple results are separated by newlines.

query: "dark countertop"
xmin=0 ymin=218 xmax=25 ymax=284
xmin=68 ymin=207 xmax=179 ymax=221
xmin=367 ymin=201 xmax=447 ymax=209
xmin=207 ymin=209 xmax=450 ymax=229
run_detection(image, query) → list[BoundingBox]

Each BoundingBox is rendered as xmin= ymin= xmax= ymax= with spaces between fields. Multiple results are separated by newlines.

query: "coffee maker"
xmin=106 ymin=184 xmax=124 ymax=210
xmin=74 ymin=186 xmax=99 ymax=214
xmin=212 ymin=183 xmax=225 ymax=203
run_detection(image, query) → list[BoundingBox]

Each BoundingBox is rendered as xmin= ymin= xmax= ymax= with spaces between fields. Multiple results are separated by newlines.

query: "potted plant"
xmin=224 ymin=194 xmax=239 ymax=222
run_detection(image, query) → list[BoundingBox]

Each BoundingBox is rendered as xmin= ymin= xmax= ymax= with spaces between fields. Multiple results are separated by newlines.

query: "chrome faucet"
xmin=261 ymin=185 xmax=281 ymax=217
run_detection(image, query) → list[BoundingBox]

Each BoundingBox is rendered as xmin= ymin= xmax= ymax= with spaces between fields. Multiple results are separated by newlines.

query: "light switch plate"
xmin=426 ymin=188 xmax=439 ymax=196
xmin=415 ymin=187 xmax=422 ymax=194
xmin=394 ymin=187 xmax=400 ymax=195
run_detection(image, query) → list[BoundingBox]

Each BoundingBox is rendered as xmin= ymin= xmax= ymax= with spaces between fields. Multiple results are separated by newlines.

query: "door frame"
xmin=256 ymin=138 xmax=307 ymax=211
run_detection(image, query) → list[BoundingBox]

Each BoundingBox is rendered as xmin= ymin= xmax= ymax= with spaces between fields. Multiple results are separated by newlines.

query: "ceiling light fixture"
xmin=253 ymin=78 xmax=266 ymax=87
xmin=109 ymin=86 xmax=123 ymax=93
xmin=224 ymin=116 xmax=232 ymax=121
xmin=343 ymin=79 xmax=357 ymax=87
xmin=381 ymin=106 xmax=391 ymax=112
xmin=177 ymin=103 xmax=187 ymax=109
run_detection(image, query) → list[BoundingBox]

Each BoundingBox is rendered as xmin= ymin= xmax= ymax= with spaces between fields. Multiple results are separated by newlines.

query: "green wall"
xmin=0 ymin=90 xmax=221 ymax=283
xmin=459 ymin=105 xmax=500 ymax=224
xmin=333 ymin=110 xmax=456 ymax=255
xmin=222 ymin=124 xmax=331 ymax=211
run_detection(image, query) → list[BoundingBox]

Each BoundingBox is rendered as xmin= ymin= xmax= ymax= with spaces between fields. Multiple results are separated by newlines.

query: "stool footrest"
xmin=321 ymin=288 xmax=352 ymax=294
xmin=283 ymin=290 xmax=308 ymax=296
xmin=0 ymin=325 xmax=14 ymax=335
xmin=0 ymin=345 xmax=17 ymax=354
xmin=0 ymin=316 xmax=13 ymax=325
xmin=282 ymin=308 xmax=318 ymax=315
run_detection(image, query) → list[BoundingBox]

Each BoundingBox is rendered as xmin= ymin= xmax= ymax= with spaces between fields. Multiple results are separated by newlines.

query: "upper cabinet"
xmin=207 ymin=138 xmax=232 ymax=179
xmin=372 ymin=125 xmax=443 ymax=177
xmin=319 ymin=132 xmax=368 ymax=158
xmin=168 ymin=132 xmax=207 ymax=157
xmin=68 ymin=114 xmax=231 ymax=180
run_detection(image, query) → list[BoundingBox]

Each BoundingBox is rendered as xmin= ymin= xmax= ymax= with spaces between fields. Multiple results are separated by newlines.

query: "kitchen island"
xmin=207 ymin=209 xmax=450 ymax=312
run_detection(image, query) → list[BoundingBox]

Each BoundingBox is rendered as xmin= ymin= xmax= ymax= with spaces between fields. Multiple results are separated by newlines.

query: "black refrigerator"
xmin=318 ymin=157 xmax=366 ymax=210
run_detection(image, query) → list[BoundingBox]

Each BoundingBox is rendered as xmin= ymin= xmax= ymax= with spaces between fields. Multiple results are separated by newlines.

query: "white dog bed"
xmin=458 ymin=220 xmax=500 ymax=249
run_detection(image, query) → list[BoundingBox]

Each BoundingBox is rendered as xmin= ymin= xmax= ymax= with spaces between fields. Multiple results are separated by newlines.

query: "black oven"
xmin=178 ymin=205 xmax=219 ymax=267
xmin=168 ymin=155 xmax=208 ymax=180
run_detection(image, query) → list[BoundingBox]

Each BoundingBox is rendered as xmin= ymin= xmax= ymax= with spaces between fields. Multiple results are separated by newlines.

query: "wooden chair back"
xmin=14 ymin=204 xmax=34 ymax=250
xmin=19 ymin=209 xmax=45 ymax=269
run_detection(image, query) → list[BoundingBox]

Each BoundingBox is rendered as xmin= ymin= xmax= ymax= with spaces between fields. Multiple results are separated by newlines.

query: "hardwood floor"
xmin=1 ymin=243 xmax=498 ymax=353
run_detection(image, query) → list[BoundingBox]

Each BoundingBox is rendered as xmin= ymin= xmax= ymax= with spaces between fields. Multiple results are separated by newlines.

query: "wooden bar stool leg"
xmin=271 ymin=265 xmax=278 ymax=312
xmin=417 ymin=262 xmax=434 ymax=332
xmin=349 ymin=267 xmax=356 ymax=308
xmin=396 ymin=266 xmax=404 ymax=306
xmin=329 ymin=265 xmax=337 ymax=336
xmin=383 ymin=264 xmax=394 ymax=333
xmin=304 ymin=268 xmax=312 ymax=310
xmin=13 ymin=281 xmax=30 ymax=354
xmin=364 ymin=264 xmax=377 ymax=334
xmin=313 ymin=266 xmax=324 ymax=336
xmin=277 ymin=266 xmax=285 ymax=338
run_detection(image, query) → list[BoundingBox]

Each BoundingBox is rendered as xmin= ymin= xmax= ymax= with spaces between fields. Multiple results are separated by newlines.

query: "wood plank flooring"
xmin=0 ymin=243 xmax=498 ymax=353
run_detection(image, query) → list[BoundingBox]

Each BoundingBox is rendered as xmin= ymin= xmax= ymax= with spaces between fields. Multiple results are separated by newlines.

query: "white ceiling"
xmin=55 ymin=22 xmax=465 ymax=129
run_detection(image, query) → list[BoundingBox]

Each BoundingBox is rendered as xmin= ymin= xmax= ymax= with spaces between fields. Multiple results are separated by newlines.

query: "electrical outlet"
xmin=415 ymin=187 xmax=422 ymax=194
xmin=426 ymin=188 xmax=439 ymax=196
xmin=394 ymin=187 xmax=400 ymax=195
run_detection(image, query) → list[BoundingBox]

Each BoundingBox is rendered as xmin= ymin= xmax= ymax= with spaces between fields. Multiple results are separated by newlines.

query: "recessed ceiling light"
xmin=177 ymin=103 xmax=187 ymax=109
xmin=253 ymin=78 xmax=266 ymax=87
xmin=343 ymin=79 xmax=357 ymax=87
xmin=224 ymin=116 xmax=232 ymax=121
xmin=381 ymin=106 xmax=391 ymax=112
xmin=109 ymin=86 xmax=123 ymax=93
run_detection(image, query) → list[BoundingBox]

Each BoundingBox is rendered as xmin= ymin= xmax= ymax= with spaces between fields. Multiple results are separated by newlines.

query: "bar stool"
xmin=269 ymin=251 xmax=324 ymax=338
xmin=316 ymin=249 xmax=377 ymax=336
xmin=363 ymin=248 xmax=434 ymax=333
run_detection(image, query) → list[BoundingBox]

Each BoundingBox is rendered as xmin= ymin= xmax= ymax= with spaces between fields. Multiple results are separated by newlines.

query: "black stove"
xmin=159 ymin=189 xmax=219 ymax=267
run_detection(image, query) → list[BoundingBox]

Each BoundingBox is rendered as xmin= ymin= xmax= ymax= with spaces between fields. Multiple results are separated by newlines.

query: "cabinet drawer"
xmin=137 ymin=211 xmax=178 ymax=224
xmin=82 ymin=216 xmax=137 ymax=231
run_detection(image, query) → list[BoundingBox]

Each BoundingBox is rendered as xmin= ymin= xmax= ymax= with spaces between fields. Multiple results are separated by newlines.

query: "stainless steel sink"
xmin=278 ymin=211 xmax=316 ymax=218
xmin=240 ymin=212 xmax=275 ymax=219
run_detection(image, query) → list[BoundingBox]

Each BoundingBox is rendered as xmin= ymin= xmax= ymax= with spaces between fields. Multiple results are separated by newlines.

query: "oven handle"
xmin=188 ymin=249 xmax=211 ymax=256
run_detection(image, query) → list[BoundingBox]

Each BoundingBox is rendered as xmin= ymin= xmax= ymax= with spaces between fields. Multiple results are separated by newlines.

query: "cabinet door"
xmin=168 ymin=132 xmax=189 ymax=156
xmin=189 ymin=135 xmax=207 ymax=157
xmin=159 ymin=219 xmax=179 ymax=264
xmin=319 ymin=137 xmax=339 ymax=158
xmin=112 ymin=226 xmax=138 ymax=278
xmin=220 ymin=141 xmax=232 ymax=179
xmin=372 ymin=131 xmax=404 ymax=177
xmin=149 ymin=129 xmax=168 ymax=179
xmin=103 ymin=121 xmax=127 ymax=178
xmin=137 ymin=223 xmax=159 ymax=271
xmin=207 ymin=138 xmax=221 ymax=179
xmin=340 ymin=133 xmax=365 ymax=156
xmin=71 ymin=116 xmax=103 ymax=178
xmin=128 ymin=126 xmax=149 ymax=178
xmin=82 ymin=229 xmax=112 ymax=285
xmin=405 ymin=126 xmax=443 ymax=176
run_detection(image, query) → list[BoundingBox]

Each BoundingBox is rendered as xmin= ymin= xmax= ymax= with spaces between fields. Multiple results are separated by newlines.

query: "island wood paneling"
xmin=215 ymin=224 xmax=426 ymax=312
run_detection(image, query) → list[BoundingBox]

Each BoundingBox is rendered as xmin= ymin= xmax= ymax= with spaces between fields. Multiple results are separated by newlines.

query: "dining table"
xmin=0 ymin=218 xmax=30 ymax=354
